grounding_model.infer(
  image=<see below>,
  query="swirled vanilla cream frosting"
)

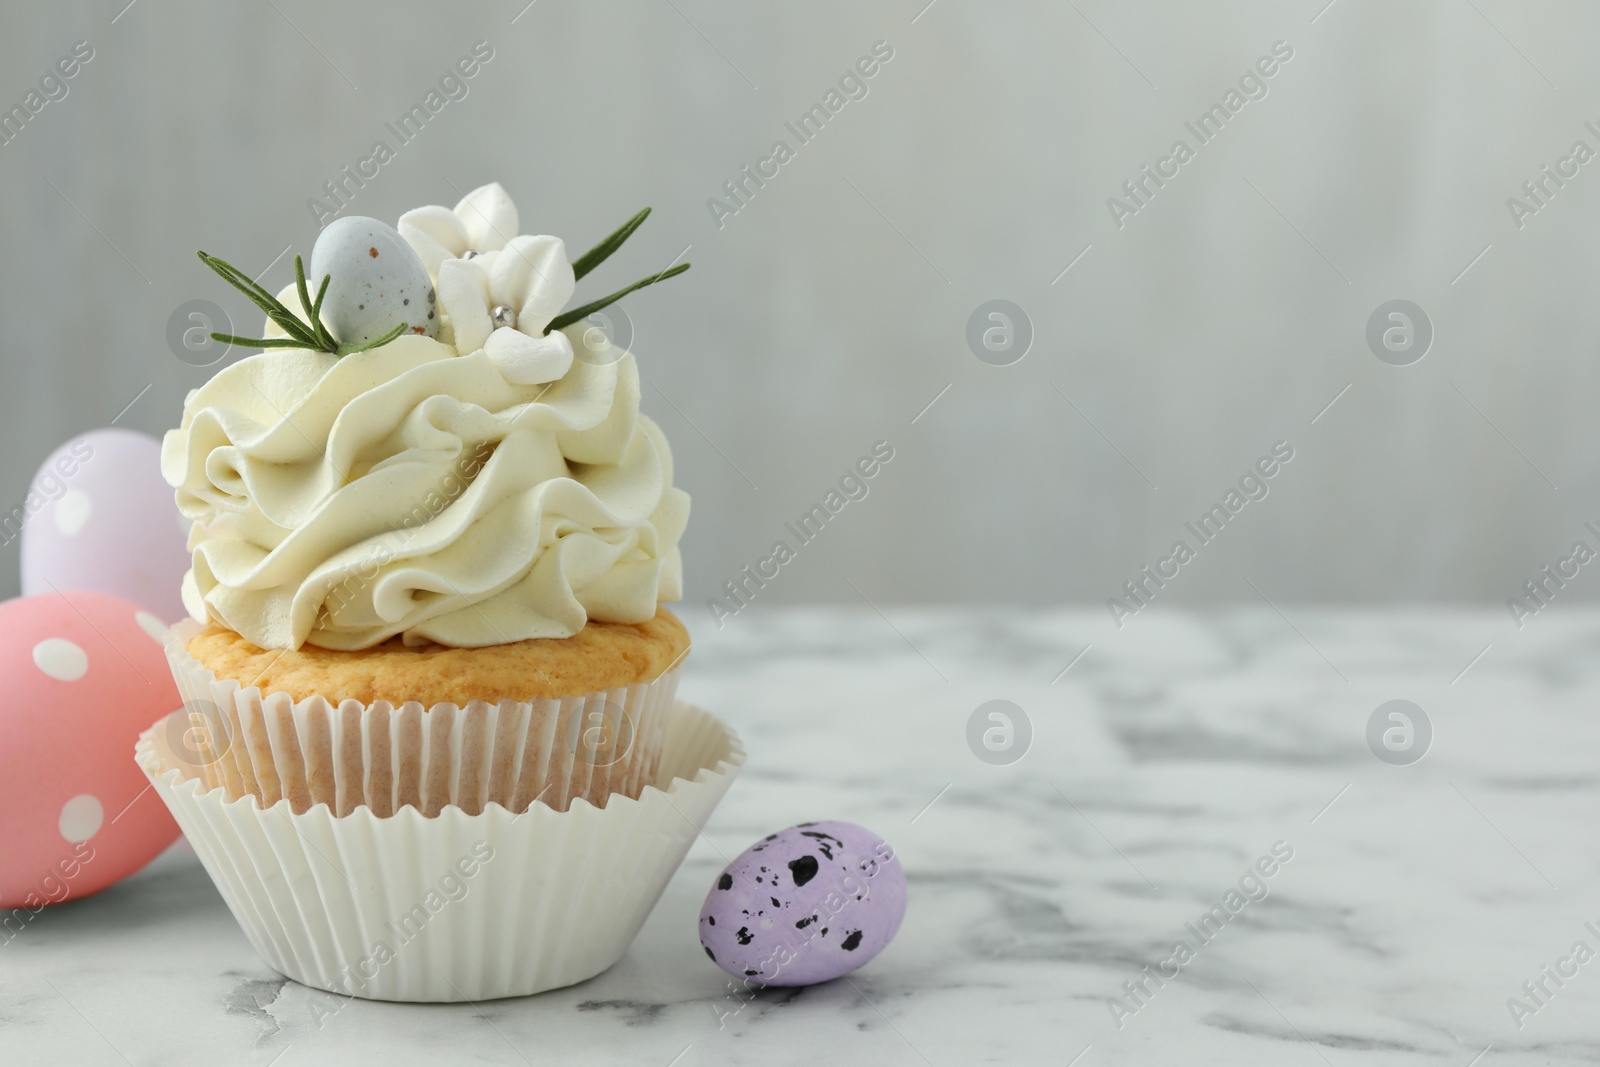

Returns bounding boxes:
[163,186,689,651]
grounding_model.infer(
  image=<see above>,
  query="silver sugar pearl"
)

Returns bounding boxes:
[462,248,483,260]
[490,304,518,330]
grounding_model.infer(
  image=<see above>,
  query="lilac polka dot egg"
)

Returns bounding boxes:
[699,820,906,987]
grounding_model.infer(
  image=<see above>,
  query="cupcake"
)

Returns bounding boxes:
[159,184,692,817]
[139,183,743,1000]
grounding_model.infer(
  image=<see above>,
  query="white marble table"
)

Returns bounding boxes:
[6,607,1598,1066]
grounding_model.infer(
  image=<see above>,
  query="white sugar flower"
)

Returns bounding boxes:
[398,182,519,276]
[438,234,576,384]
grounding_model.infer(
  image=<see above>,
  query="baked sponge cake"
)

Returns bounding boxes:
[184,609,689,707]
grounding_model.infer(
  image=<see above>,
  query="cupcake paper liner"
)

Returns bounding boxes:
[161,619,679,816]
[136,700,743,1002]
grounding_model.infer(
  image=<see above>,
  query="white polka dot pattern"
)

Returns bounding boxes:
[53,490,92,537]
[57,794,104,843]
[32,637,88,681]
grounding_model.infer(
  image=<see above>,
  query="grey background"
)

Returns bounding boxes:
[2,0,1595,620]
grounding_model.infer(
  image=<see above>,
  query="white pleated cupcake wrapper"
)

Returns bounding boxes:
[137,700,744,1002]
[161,619,679,816]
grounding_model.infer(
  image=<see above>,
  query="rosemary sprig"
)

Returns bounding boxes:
[571,207,651,280]
[547,262,690,334]
[198,252,320,347]
[553,206,692,333]
[338,322,409,356]
[196,251,408,357]
[294,256,336,352]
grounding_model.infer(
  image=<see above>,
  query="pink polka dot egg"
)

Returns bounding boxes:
[0,590,181,909]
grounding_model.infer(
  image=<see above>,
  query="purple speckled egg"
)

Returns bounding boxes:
[699,820,906,987]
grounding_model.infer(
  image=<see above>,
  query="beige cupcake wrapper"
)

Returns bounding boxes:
[136,701,744,1002]
[162,619,679,816]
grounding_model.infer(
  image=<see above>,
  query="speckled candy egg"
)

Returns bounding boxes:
[19,428,189,623]
[700,820,906,987]
[0,591,181,909]
[309,216,437,345]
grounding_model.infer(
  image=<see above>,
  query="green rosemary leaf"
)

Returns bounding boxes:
[209,332,324,350]
[198,252,283,319]
[261,307,319,347]
[203,267,284,326]
[546,262,690,333]
[200,251,318,347]
[197,251,282,309]
[295,256,336,351]
[336,321,409,356]
[571,207,651,281]
[293,255,316,328]
[310,273,333,350]
[197,251,319,347]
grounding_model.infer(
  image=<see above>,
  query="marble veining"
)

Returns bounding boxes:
[5,607,1599,1065]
